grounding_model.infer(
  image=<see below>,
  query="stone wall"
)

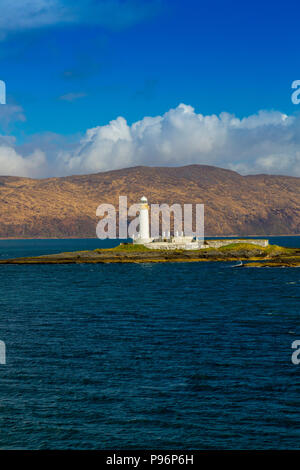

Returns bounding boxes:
[144,238,269,250]
[203,239,269,248]
[144,241,201,250]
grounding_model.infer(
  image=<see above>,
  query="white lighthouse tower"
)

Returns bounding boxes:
[134,196,152,244]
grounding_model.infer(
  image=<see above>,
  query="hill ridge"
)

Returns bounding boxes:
[0,165,299,238]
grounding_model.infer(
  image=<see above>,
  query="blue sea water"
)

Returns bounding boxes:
[0,236,299,450]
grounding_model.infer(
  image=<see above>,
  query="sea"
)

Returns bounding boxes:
[0,236,299,450]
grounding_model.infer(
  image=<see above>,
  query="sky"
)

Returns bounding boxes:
[0,0,300,177]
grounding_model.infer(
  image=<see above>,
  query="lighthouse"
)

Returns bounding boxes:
[135,196,152,244]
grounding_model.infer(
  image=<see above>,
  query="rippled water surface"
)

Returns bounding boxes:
[0,237,299,449]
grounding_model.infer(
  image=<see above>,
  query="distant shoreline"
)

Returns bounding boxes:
[0,234,299,241]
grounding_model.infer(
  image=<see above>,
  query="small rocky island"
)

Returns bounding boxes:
[0,242,299,267]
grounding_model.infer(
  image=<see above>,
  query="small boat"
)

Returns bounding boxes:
[232,261,244,267]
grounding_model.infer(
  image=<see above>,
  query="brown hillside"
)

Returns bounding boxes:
[0,165,299,237]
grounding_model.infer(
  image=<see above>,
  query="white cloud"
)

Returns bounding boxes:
[0,0,161,38]
[0,0,72,37]
[59,92,87,102]
[0,146,46,177]
[57,104,300,177]
[1,104,300,178]
[0,104,26,129]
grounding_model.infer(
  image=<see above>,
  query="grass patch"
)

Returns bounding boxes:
[264,244,295,254]
[216,243,295,253]
[216,243,267,251]
[93,242,297,257]
[213,243,296,256]
[94,243,151,253]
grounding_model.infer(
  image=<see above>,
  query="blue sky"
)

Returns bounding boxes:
[0,0,300,177]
